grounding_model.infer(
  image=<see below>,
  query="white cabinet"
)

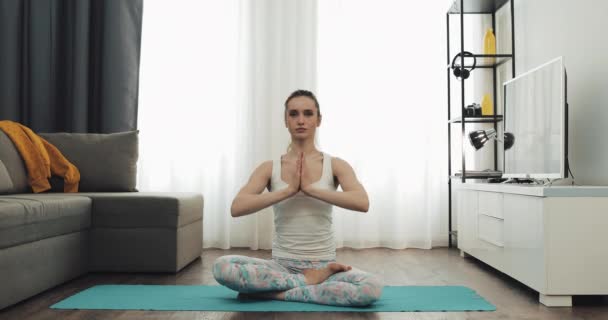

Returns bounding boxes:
[455,184,608,307]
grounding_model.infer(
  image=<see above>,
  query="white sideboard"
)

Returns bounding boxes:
[454,183,608,307]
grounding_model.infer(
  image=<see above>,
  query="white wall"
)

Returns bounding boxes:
[514,0,608,185]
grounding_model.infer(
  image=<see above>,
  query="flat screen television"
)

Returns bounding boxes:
[502,56,568,179]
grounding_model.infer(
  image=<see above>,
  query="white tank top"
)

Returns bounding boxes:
[270,152,337,260]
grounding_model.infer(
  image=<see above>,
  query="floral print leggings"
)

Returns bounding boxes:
[212,255,383,307]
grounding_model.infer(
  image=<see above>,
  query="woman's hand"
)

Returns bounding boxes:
[283,154,302,196]
[300,152,315,195]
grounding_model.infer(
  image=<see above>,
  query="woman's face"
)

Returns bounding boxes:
[285,96,321,141]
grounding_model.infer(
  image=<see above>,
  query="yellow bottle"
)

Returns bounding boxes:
[483,28,496,65]
[483,28,496,54]
[481,94,493,115]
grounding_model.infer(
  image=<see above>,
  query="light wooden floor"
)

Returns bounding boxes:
[1,248,607,320]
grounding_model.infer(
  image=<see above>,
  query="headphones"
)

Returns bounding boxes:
[451,51,476,80]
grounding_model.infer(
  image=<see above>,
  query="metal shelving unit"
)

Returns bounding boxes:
[446,0,516,248]
[449,115,504,124]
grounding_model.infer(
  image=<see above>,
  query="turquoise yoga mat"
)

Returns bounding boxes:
[51,285,495,312]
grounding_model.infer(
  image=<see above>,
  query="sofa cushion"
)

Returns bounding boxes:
[39,131,139,192]
[0,195,92,249]
[0,131,29,193]
[75,192,203,228]
[0,160,14,194]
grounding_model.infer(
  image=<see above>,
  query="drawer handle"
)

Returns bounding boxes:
[478,236,504,248]
[479,212,504,221]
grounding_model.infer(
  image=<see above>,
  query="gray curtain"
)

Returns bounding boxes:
[0,0,143,133]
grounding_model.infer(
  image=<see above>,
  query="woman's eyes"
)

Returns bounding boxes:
[289,111,314,116]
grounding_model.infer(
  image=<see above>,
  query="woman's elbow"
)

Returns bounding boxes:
[358,199,370,213]
[355,190,370,212]
[362,195,370,212]
[361,203,369,213]
[230,201,241,217]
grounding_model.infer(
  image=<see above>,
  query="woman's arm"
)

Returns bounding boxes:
[231,160,299,217]
[301,157,369,212]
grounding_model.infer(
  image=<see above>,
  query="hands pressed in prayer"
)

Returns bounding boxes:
[299,152,316,195]
[283,153,302,197]
[283,152,320,197]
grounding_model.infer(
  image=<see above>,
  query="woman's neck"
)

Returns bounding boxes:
[287,141,320,157]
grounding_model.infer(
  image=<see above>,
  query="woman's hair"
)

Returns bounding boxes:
[285,90,321,153]
[284,89,321,117]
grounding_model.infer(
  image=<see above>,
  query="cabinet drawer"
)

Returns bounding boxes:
[478,214,504,247]
[478,191,503,219]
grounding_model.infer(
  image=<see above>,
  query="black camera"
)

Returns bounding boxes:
[464,103,482,117]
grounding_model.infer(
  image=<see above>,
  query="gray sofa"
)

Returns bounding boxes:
[0,130,204,310]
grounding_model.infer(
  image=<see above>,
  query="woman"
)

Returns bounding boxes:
[212,90,383,306]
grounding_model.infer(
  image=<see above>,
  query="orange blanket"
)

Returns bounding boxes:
[0,120,80,193]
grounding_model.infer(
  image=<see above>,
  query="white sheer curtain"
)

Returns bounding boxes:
[317,0,447,248]
[138,0,448,250]
[229,0,318,249]
[138,0,317,249]
[137,0,240,249]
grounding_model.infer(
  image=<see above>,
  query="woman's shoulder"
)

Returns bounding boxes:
[330,155,353,174]
[257,159,274,167]
[325,151,344,163]
[252,160,273,178]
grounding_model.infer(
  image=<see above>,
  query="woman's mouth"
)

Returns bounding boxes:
[296,128,306,132]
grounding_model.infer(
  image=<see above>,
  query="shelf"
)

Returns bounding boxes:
[449,115,503,123]
[450,175,498,179]
[447,54,513,69]
[446,0,515,249]
[451,170,503,179]
[448,0,509,14]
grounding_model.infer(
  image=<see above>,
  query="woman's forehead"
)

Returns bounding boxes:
[286,96,316,110]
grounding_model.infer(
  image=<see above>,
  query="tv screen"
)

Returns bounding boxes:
[503,57,567,179]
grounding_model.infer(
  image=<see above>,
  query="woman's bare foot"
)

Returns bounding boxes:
[302,262,352,285]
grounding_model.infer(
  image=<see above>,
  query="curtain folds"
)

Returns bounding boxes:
[0,0,143,133]
[137,0,448,250]
[317,0,447,248]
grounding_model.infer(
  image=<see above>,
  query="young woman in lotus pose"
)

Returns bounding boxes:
[212,90,383,306]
